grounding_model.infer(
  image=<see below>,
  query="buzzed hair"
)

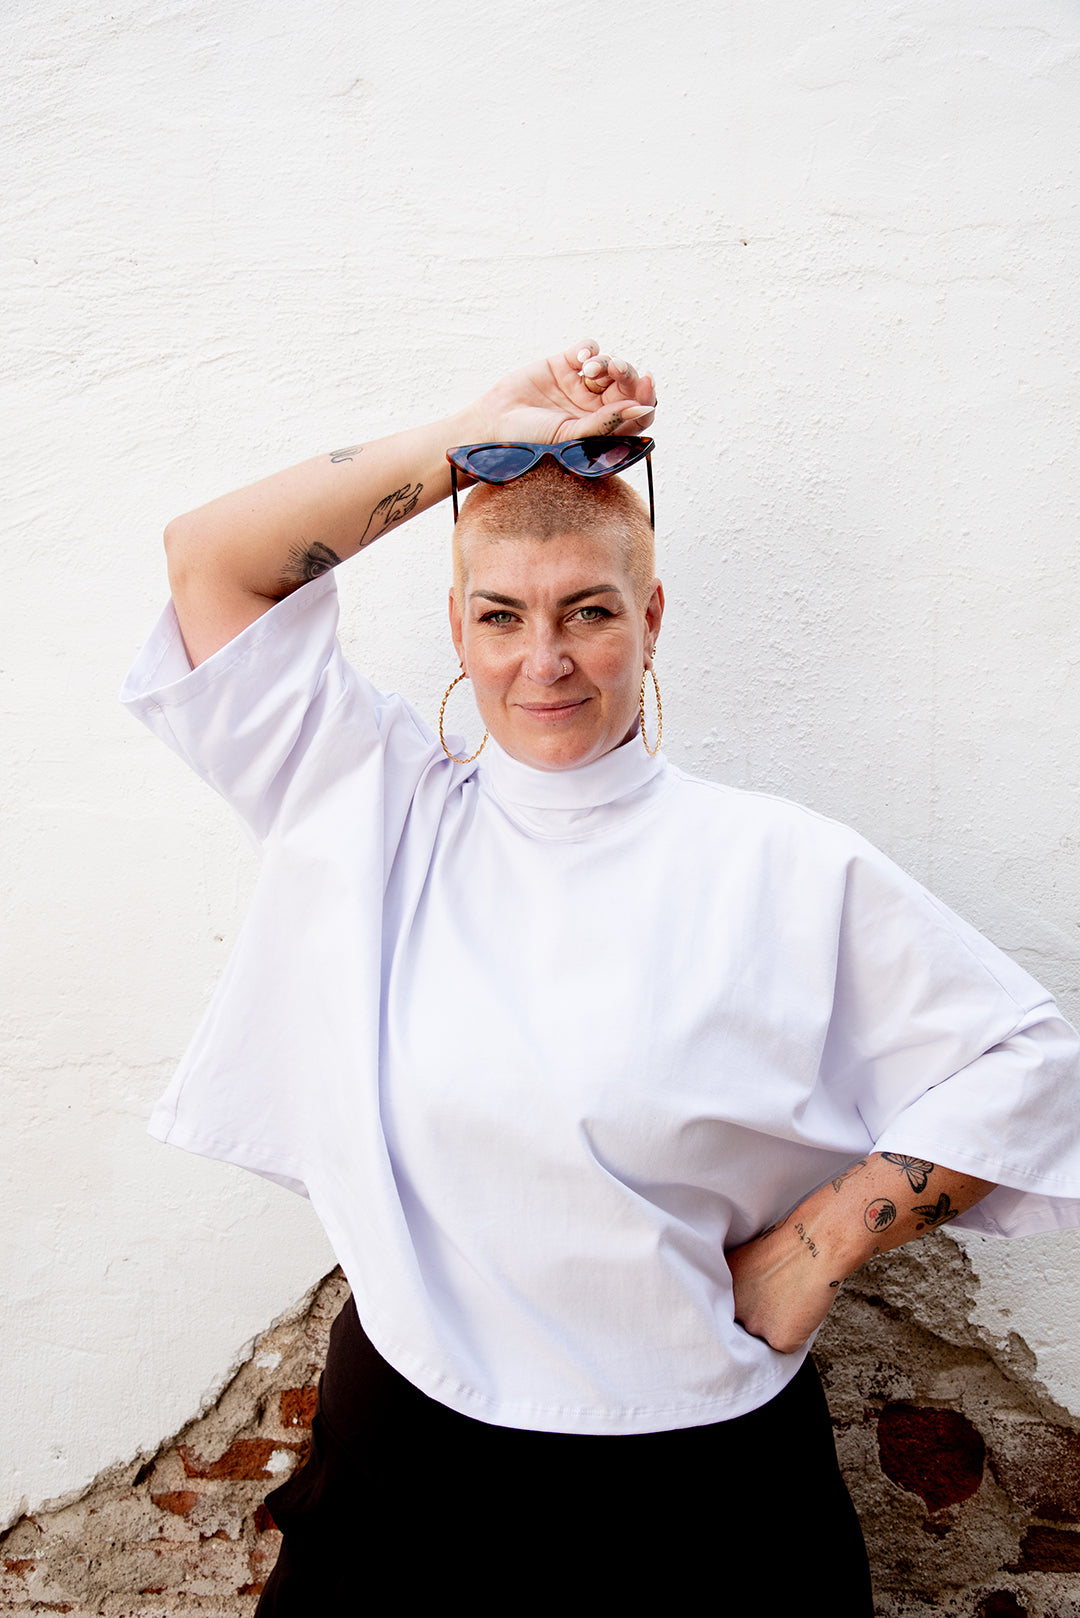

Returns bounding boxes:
[453,462,655,604]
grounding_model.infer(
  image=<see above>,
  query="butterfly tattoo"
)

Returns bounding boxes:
[882,1153,936,1194]
[912,1193,958,1229]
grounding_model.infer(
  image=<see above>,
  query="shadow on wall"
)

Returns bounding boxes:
[3,1245,1080,1615]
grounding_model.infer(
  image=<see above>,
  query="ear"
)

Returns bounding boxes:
[644,580,665,663]
[448,587,466,669]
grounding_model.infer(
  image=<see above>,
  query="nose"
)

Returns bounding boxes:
[523,631,573,685]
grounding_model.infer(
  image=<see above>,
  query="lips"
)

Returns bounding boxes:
[517,699,588,722]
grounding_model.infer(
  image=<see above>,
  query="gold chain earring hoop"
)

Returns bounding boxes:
[640,664,662,756]
[438,671,488,763]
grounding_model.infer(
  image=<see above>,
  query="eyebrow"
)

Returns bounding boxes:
[469,585,624,610]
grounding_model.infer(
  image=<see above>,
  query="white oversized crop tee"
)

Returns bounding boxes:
[122,573,1080,1435]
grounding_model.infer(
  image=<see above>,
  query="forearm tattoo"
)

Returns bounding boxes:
[882,1153,935,1193]
[831,1159,868,1192]
[281,540,342,589]
[328,445,364,463]
[359,482,423,547]
[864,1197,897,1233]
[912,1192,959,1229]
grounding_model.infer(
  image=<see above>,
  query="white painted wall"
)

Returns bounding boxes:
[4,0,1079,1523]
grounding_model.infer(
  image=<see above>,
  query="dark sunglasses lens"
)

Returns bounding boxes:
[560,440,638,475]
[466,446,538,480]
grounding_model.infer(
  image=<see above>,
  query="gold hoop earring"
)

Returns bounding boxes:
[439,671,488,763]
[640,665,662,756]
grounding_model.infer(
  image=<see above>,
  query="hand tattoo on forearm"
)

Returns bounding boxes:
[359,482,423,546]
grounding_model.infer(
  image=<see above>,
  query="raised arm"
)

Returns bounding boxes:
[726,1153,997,1353]
[164,340,657,667]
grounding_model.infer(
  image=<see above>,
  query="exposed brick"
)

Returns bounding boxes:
[3,1559,34,1577]
[151,1489,199,1516]
[988,1417,1080,1522]
[1009,1525,1080,1574]
[876,1403,985,1512]
[249,1531,282,1590]
[280,1385,318,1428]
[179,1439,298,1481]
[976,1593,1027,1618]
[253,1503,278,1535]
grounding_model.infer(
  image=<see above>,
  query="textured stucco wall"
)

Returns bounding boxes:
[3,0,1079,1554]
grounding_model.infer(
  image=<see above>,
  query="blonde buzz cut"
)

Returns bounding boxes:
[452,462,656,605]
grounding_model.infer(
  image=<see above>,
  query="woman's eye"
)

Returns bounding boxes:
[575,605,611,622]
[480,610,516,626]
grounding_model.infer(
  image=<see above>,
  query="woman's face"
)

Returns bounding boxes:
[449,526,664,772]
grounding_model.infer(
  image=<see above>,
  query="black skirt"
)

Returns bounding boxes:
[257,1295,873,1613]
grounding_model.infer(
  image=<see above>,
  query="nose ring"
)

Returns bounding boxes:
[561,660,571,677]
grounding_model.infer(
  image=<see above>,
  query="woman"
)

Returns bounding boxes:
[124,340,1080,1610]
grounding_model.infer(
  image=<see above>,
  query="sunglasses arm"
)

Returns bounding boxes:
[450,463,460,523]
[645,453,655,531]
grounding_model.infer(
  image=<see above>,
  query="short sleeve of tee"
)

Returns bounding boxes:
[120,573,452,844]
[119,576,470,1198]
[801,825,1080,1237]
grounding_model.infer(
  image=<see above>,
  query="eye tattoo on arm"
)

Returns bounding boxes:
[882,1153,936,1194]
[359,482,423,546]
[281,540,342,588]
[329,445,364,463]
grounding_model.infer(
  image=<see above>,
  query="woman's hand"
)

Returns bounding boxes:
[469,338,657,447]
[164,337,658,667]
[727,1218,847,1355]
[727,1153,997,1355]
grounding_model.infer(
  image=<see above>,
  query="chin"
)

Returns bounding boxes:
[501,731,612,773]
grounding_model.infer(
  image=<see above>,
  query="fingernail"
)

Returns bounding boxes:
[577,347,592,362]
[582,359,604,377]
[622,404,653,420]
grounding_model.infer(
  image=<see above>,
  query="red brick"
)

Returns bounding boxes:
[253,1503,278,1534]
[150,1490,199,1517]
[877,1403,985,1512]
[280,1386,318,1428]
[1009,1526,1080,1574]
[3,1559,34,1578]
[977,1594,1027,1618]
[178,1439,298,1481]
